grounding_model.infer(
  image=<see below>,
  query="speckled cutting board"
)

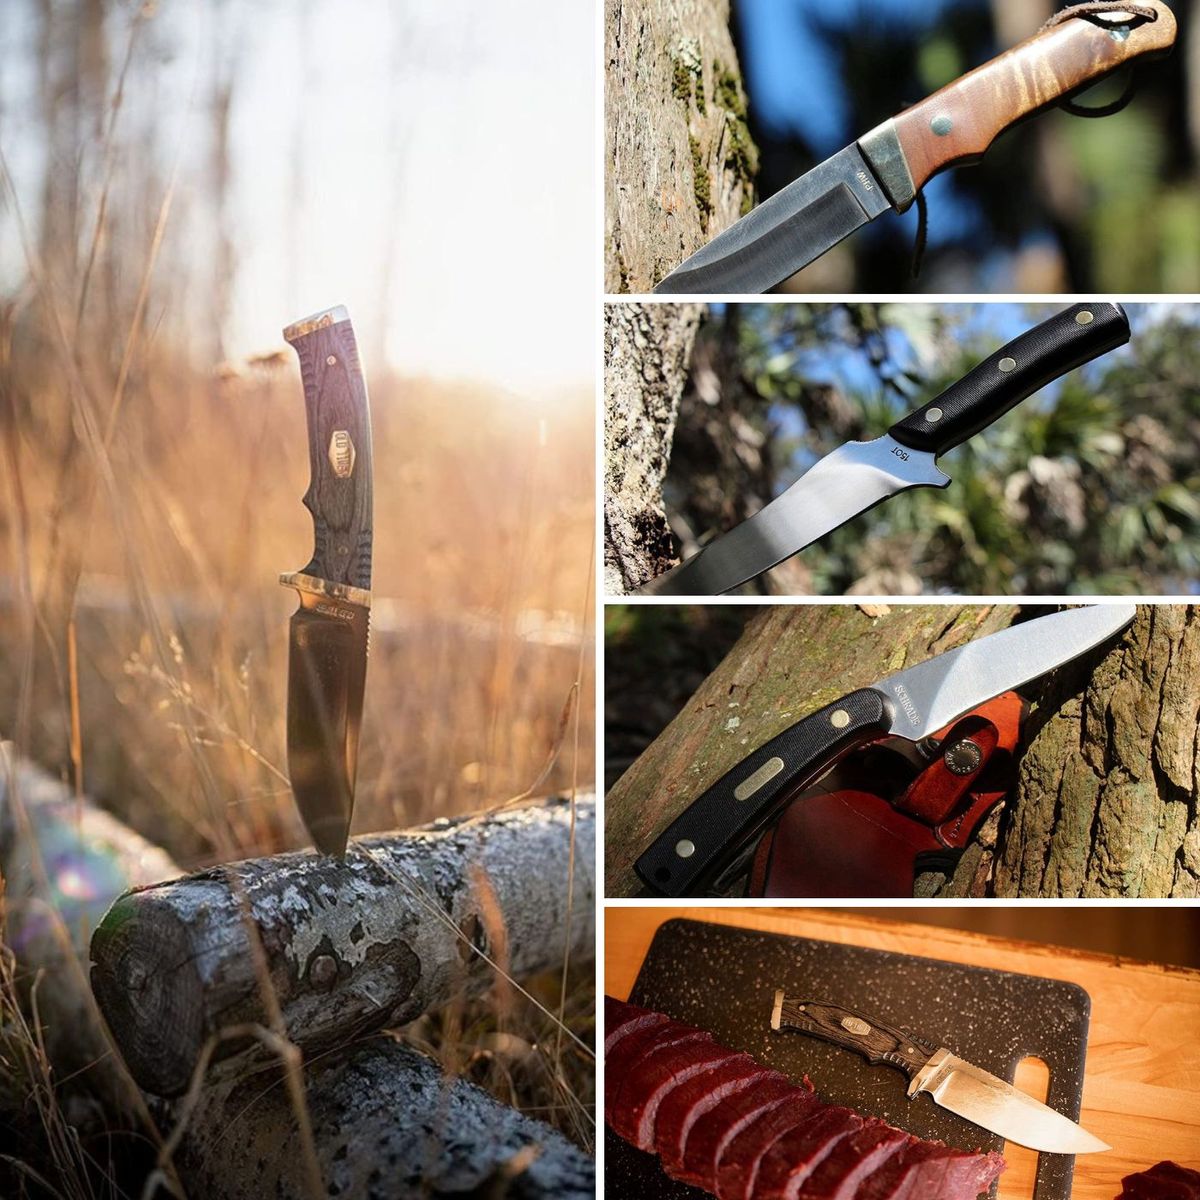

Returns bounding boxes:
[606,918,1092,1200]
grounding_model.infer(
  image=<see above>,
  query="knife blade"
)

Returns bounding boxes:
[634,604,1135,896]
[653,3,1175,294]
[770,993,1110,1155]
[280,306,373,857]
[642,303,1130,596]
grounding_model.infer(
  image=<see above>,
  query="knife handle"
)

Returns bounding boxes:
[884,3,1175,201]
[773,996,938,1080]
[634,688,891,897]
[888,302,1129,456]
[284,307,374,591]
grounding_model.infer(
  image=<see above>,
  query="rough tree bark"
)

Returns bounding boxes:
[605,605,1196,899]
[604,303,703,593]
[605,0,757,292]
[91,796,596,1097]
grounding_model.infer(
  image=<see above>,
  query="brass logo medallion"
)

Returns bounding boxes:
[328,430,355,478]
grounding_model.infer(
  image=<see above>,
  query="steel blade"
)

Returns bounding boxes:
[285,583,369,857]
[915,1051,1110,1154]
[642,434,949,595]
[653,144,892,294]
[878,605,1135,740]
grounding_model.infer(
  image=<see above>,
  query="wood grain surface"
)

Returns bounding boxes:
[892,2,1177,196]
[605,906,1200,1200]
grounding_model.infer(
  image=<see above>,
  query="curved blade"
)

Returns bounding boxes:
[653,144,892,295]
[286,590,369,857]
[917,1052,1110,1154]
[878,605,1136,740]
[642,435,949,596]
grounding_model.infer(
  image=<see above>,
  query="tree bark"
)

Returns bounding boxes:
[174,1036,594,1200]
[604,606,1194,899]
[604,303,703,593]
[605,0,757,292]
[91,796,596,1098]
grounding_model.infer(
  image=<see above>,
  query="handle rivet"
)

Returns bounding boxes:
[925,407,943,423]
[1076,310,1094,325]
[675,839,696,859]
[327,355,337,365]
[831,709,850,729]
[930,115,953,136]
[998,357,1016,373]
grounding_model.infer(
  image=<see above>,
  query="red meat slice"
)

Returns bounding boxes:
[604,996,671,1055]
[653,1056,766,1169]
[792,1122,912,1200]
[857,1139,1006,1200]
[612,1038,746,1150]
[712,1089,825,1200]
[1120,1161,1200,1199]
[604,1023,708,1111]
[674,1075,808,1192]
[751,1105,864,1199]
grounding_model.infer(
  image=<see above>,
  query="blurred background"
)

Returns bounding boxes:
[732,0,1200,292]
[655,301,1200,594]
[0,0,595,1181]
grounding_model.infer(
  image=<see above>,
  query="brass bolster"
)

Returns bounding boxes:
[280,571,371,609]
[857,120,917,212]
[283,305,350,343]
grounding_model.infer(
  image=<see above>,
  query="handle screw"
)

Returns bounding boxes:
[327,355,337,365]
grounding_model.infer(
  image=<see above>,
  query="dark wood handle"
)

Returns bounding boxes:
[773,996,938,1079]
[284,308,374,591]
[889,3,1176,197]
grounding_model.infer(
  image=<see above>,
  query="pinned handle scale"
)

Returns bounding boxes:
[284,307,374,593]
[863,2,1176,207]
[888,302,1130,456]
[634,688,890,897]
[772,994,938,1080]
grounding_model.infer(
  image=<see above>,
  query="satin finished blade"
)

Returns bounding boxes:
[917,1052,1110,1154]
[653,144,892,295]
[643,433,949,596]
[285,587,369,857]
[878,604,1136,741]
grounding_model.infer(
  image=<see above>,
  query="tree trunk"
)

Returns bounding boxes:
[605,0,757,292]
[604,606,1193,899]
[91,795,596,1098]
[175,1037,594,1200]
[604,303,703,593]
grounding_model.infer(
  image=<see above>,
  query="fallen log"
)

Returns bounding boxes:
[91,795,596,1097]
[173,1035,594,1199]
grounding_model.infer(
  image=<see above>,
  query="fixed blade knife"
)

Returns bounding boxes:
[771,993,1110,1155]
[634,605,1135,896]
[281,306,373,857]
[653,3,1176,294]
[642,303,1130,596]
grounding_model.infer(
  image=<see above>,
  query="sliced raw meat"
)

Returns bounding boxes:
[612,1038,745,1149]
[1119,1161,1200,1200]
[752,1105,864,1199]
[605,996,670,1054]
[676,1075,806,1191]
[713,1090,825,1200]
[857,1139,1006,1200]
[653,1056,765,1167]
[604,1022,707,1110]
[793,1122,912,1200]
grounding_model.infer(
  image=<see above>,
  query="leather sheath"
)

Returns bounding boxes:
[750,691,1025,898]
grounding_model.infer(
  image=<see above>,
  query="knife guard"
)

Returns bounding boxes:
[877,1,1176,202]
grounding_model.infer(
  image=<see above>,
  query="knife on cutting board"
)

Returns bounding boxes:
[642,303,1130,596]
[771,992,1110,1155]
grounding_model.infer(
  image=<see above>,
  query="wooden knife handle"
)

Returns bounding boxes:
[772,995,939,1079]
[877,3,1176,204]
[284,307,374,592]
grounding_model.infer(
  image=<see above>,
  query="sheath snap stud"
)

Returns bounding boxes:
[944,738,984,776]
[998,357,1016,373]
[675,839,696,859]
[830,709,850,729]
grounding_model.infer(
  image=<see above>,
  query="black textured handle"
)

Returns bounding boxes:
[634,688,890,897]
[285,309,374,590]
[773,996,938,1080]
[888,303,1129,455]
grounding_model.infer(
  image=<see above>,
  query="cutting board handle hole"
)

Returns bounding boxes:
[1006,1056,1052,1197]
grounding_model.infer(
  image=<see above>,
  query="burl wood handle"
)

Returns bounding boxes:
[284,307,374,592]
[772,994,939,1080]
[860,3,1176,208]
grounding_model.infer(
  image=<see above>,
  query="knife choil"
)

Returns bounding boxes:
[771,993,1111,1155]
[280,306,373,857]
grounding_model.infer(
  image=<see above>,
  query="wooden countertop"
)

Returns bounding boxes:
[605,907,1200,1200]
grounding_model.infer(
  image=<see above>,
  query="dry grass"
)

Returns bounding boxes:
[0,3,595,1193]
